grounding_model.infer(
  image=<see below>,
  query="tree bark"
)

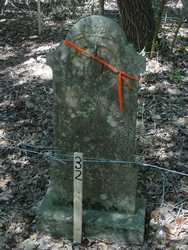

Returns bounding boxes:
[0,0,8,15]
[98,0,105,15]
[150,0,167,57]
[117,0,155,51]
[93,0,105,15]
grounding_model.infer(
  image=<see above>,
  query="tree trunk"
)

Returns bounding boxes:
[171,17,184,52]
[98,0,105,15]
[0,0,8,15]
[117,0,155,51]
[93,0,105,15]
[150,0,167,57]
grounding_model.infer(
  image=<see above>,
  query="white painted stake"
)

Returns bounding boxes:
[73,152,83,244]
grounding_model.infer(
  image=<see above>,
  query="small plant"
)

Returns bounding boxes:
[144,72,158,82]
[169,68,183,83]
[170,246,177,250]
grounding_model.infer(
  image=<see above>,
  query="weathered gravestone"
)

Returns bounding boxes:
[38,15,146,244]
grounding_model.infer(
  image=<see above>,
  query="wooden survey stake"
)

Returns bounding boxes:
[73,152,83,244]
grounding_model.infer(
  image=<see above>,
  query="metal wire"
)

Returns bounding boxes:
[0,135,73,157]
[1,135,188,177]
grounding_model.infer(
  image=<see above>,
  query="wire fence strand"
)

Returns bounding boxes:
[1,135,188,177]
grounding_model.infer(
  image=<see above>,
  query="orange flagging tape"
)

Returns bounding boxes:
[64,39,140,112]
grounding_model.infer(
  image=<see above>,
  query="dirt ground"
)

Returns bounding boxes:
[0,1,188,249]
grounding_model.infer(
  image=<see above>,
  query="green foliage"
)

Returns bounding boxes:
[154,40,160,51]
[144,72,158,82]
[170,246,177,250]
[169,68,183,83]
[183,45,188,49]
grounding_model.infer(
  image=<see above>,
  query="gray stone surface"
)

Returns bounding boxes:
[38,15,145,244]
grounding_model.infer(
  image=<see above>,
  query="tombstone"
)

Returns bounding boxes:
[38,15,146,244]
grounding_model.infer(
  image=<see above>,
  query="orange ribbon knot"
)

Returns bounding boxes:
[64,39,139,112]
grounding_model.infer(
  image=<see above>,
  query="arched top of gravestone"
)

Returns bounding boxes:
[48,15,145,80]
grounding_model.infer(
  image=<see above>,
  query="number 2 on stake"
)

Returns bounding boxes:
[74,155,82,181]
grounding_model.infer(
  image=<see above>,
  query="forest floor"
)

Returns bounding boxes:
[0,1,188,250]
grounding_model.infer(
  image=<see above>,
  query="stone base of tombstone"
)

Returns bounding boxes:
[37,161,145,244]
[37,190,145,244]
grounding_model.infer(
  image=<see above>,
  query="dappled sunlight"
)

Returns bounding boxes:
[0,44,19,72]
[0,129,8,146]
[0,175,12,190]
[105,0,118,10]
[0,42,54,83]
[175,116,188,128]
[25,43,59,57]
[145,81,182,96]
[0,18,7,23]
[150,203,188,242]
[140,125,177,163]
[0,50,17,61]
[0,100,12,108]
[179,26,188,37]
[35,44,58,53]
[21,59,53,80]
[146,58,173,74]
[28,63,52,80]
